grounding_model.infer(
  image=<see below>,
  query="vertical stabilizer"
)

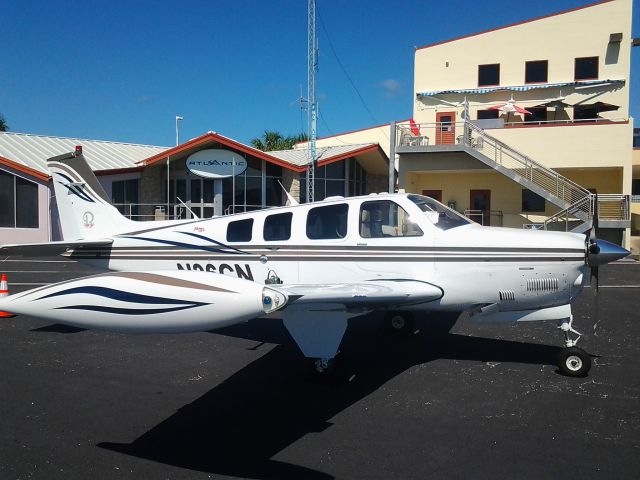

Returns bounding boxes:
[47,149,138,240]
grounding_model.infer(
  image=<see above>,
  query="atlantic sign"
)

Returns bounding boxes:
[186,149,247,178]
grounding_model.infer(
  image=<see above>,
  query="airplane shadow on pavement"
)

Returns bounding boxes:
[99,312,561,480]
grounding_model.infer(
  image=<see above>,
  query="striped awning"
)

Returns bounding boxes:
[417,79,625,98]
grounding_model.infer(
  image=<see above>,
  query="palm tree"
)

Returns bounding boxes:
[251,130,308,151]
[0,114,8,132]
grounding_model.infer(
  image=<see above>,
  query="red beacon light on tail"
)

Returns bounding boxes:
[75,145,83,155]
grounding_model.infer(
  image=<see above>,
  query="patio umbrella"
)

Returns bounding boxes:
[589,101,620,113]
[488,100,532,115]
[534,97,571,121]
[488,96,531,122]
[409,118,421,136]
[534,99,571,109]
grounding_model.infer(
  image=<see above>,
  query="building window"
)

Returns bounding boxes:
[348,158,367,197]
[265,161,284,209]
[632,179,640,195]
[222,156,269,214]
[306,203,348,240]
[575,57,598,80]
[359,200,423,238]
[477,110,499,120]
[112,179,139,219]
[634,128,640,148]
[522,189,545,213]
[300,158,364,203]
[226,218,253,242]
[0,170,39,228]
[525,60,548,83]
[478,64,500,87]
[524,107,547,123]
[264,212,292,241]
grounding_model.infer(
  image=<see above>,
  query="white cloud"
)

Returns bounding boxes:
[378,79,403,98]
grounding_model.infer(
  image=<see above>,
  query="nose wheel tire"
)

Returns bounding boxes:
[384,311,415,334]
[557,347,591,377]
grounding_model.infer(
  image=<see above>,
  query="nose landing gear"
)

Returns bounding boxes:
[558,347,591,377]
[557,316,591,377]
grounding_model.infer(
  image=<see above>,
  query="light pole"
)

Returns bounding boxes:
[175,115,183,146]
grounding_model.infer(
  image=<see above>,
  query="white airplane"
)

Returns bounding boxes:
[0,147,630,377]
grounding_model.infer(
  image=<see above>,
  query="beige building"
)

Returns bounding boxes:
[632,128,640,251]
[312,0,637,249]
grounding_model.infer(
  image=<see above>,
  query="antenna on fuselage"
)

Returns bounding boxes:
[277,180,299,206]
[176,197,200,220]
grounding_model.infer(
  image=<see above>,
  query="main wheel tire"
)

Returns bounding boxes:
[384,311,415,334]
[557,347,591,377]
[310,358,335,376]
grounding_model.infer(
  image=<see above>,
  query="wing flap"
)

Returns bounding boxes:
[275,279,443,307]
[1,239,113,257]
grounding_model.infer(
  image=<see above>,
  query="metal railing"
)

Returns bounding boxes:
[502,117,628,128]
[597,194,630,221]
[396,118,628,148]
[396,119,630,233]
[224,204,264,215]
[398,120,593,217]
[463,121,593,213]
[113,203,182,221]
[542,194,630,231]
[463,209,503,226]
[541,196,594,232]
[113,202,214,221]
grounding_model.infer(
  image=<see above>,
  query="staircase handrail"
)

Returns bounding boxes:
[464,121,592,199]
[542,195,594,230]
[596,194,631,221]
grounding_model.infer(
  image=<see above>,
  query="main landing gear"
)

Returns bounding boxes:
[557,316,591,377]
[311,357,336,375]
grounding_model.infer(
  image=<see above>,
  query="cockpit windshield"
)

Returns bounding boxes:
[407,194,473,230]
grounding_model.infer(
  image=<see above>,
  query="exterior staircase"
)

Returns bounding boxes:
[395,119,631,234]
[460,121,594,232]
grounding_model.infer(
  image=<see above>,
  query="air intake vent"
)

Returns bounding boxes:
[499,290,515,301]
[526,278,559,292]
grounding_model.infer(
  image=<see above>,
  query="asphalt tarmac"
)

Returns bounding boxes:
[0,257,638,480]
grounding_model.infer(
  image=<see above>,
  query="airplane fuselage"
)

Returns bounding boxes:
[67,193,588,314]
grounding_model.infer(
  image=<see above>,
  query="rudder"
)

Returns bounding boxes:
[48,148,137,240]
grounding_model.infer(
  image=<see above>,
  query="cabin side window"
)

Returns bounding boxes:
[264,212,292,241]
[359,200,423,238]
[226,218,253,242]
[306,204,348,240]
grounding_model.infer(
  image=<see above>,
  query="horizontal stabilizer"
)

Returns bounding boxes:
[0,270,287,333]
[0,239,114,257]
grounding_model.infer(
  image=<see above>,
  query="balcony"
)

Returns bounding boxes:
[395,118,629,154]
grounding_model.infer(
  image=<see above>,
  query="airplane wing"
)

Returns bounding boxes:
[0,271,441,366]
[0,239,113,257]
[275,279,443,308]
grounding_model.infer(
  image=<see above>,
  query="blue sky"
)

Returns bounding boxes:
[1,0,638,147]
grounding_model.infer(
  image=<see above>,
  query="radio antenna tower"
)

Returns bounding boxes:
[305,0,318,203]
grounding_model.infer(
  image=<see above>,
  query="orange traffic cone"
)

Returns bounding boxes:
[0,273,15,318]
